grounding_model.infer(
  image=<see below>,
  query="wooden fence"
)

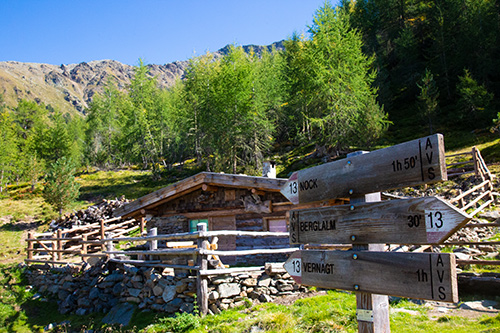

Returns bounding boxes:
[100,224,293,315]
[444,147,499,266]
[26,217,142,265]
[447,147,495,216]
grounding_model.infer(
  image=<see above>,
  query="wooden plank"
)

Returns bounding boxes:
[113,172,287,218]
[456,260,500,266]
[446,152,472,158]
[200,248,298,256]
[104,248,199,256]
[446,161,473,167]
[448,179,490,203]
[108,258,197,269]
[284,250,458,303]
[25,259,83,265]
[281,134,446,204]
[462,190,492,211]
[470,199,494,217]
[443,241,500,246]
[289,197,470,245]
[31,249,81,254]
[199,266,265,276]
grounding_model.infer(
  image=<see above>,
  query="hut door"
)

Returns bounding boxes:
[210,216,236,265]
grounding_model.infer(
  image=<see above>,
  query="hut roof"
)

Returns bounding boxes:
[113,172,288,218]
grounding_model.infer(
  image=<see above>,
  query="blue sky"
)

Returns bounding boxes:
[0,0,333,66]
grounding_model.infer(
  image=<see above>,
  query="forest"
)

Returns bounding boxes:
[0,0,499,202]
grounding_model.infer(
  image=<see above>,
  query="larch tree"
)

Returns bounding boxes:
[300,2,388,152]
[42,157,80,217]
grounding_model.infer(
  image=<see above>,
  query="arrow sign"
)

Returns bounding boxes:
[281,134,446,204]
[289,197,471,245]
[284,250,458,303]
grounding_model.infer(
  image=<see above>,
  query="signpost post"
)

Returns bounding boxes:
[282,134,461,333]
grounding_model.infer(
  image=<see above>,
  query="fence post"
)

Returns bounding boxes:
[140,217,145,236]
[100,219,106,251]
[106,233,114,259]
[52,232,57,261]
[472,147,481,180]
[148,227,157,261]
[27,232,33,260]
[81,234,88,262]
[57,229,63,261]
[196,223,209,316]
[458,189,465,208]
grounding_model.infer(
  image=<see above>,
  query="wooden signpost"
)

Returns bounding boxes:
[281,134,461,333]
[289,197,471,245]
[284,250,458,302]
[281,134,446,205]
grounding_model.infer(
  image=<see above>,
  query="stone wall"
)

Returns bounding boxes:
[205,269,307,315]
[26,261,196,316]
[25,260,307,317]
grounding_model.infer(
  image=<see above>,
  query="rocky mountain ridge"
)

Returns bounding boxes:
[0,41,284,116]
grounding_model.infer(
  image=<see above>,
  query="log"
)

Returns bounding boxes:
[197,223,209,316]
[199,266,265,276]
[456,260,500,266]
[200,248,298,256]
[24,259,83,265]
[449,180,490,203]
[265,262,286,274]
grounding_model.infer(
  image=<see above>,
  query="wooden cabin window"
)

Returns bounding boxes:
[267,218,287,232]
[189,219,208,232]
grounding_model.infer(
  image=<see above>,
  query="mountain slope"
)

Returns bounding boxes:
[0,41,284,116]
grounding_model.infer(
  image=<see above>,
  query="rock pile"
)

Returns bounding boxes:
[206,270,308,314]
[50,197,130,230]
[25,260,196,315]
[25,260,306,317]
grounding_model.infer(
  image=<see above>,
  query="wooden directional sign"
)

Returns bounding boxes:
[281,134,446,205]
[284,250,458,303]
[289,197,471,245]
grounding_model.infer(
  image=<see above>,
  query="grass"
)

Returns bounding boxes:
[0,131,499,331]
[138,291,500,333]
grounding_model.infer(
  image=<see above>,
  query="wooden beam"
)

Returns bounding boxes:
[202,184,218,192]
[113,172,288,218]
[200,266,265,276]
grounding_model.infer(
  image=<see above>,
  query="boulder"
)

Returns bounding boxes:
[102,302,136,327]
[153,285,163,296]
[162,285,177,303]
[218,283,241,298]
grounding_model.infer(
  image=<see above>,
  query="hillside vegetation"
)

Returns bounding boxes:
[0,2,500,330]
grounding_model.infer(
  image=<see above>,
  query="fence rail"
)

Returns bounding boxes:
[26,217,140,264]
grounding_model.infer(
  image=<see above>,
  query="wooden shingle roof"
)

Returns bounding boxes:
[113,172,288,218]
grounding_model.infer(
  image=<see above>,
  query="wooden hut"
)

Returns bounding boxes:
[113,172,346,265]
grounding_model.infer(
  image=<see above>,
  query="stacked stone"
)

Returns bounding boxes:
[206,270,307,314]
[25,261,308,317]
[122,265,196,314]
[25,261,196,316]
[51,196,130,230]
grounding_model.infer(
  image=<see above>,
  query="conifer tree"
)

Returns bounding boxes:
[42,157,80,217]
[0,99,18,193]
